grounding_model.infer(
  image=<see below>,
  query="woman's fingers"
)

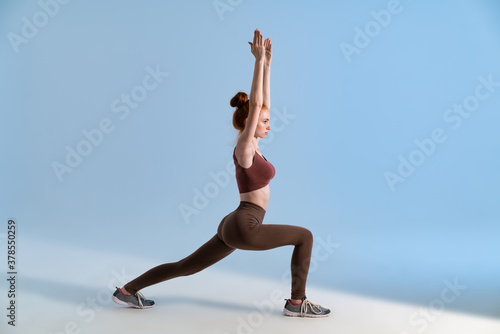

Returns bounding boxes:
[250,29,265,57]
[264,38,271,49]
[253,29,263,46]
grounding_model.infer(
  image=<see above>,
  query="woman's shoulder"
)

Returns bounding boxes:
[234,141,257,168]
[235,138,256,154]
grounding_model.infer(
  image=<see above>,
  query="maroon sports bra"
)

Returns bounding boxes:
[233,147,276,193]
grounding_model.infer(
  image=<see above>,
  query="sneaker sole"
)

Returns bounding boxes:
[282,308,330,318]
[112,295,155,309]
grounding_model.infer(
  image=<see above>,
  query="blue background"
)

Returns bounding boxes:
[1,0,499,318]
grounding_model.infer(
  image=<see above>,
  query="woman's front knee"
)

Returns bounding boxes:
[301,227,314,245]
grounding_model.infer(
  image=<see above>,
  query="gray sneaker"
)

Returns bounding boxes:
[112,287,155,309]
[283,296,330,318]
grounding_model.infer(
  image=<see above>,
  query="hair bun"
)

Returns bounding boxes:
[230,92,248,108]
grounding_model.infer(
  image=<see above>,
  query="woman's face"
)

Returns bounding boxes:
[254,109,271,138]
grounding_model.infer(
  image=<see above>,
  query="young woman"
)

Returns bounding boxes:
[112,29,330,318]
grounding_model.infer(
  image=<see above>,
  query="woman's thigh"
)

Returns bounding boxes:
[246,223,313,250]
[220,213,312,251]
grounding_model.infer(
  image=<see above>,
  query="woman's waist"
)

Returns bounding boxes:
[239,186,270,211]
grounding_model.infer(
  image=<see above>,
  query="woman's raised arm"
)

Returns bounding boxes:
[238,29,265,148]
[263,38,272,109]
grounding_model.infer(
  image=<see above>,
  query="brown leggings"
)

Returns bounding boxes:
[124,201,313,300]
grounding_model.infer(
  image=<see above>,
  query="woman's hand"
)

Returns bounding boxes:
[264,38,272,66]
[248,29,265,61]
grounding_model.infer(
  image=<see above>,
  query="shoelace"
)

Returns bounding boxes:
[135,291,147,307]
[300,299,324,316]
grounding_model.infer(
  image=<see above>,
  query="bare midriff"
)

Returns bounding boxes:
[239,184,270,211]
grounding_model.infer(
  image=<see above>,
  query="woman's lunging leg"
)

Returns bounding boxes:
[124,234,235,295]
[259,224,313,300]
[220,220,313,300]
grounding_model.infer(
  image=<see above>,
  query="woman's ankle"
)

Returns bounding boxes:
[289,298,302,305]
[120,286,132,296]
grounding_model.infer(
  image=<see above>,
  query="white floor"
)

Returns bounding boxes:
[1,239,499,334]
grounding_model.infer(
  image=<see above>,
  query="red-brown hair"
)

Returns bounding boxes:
[230,92,249,132]
[230,92,269,133]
